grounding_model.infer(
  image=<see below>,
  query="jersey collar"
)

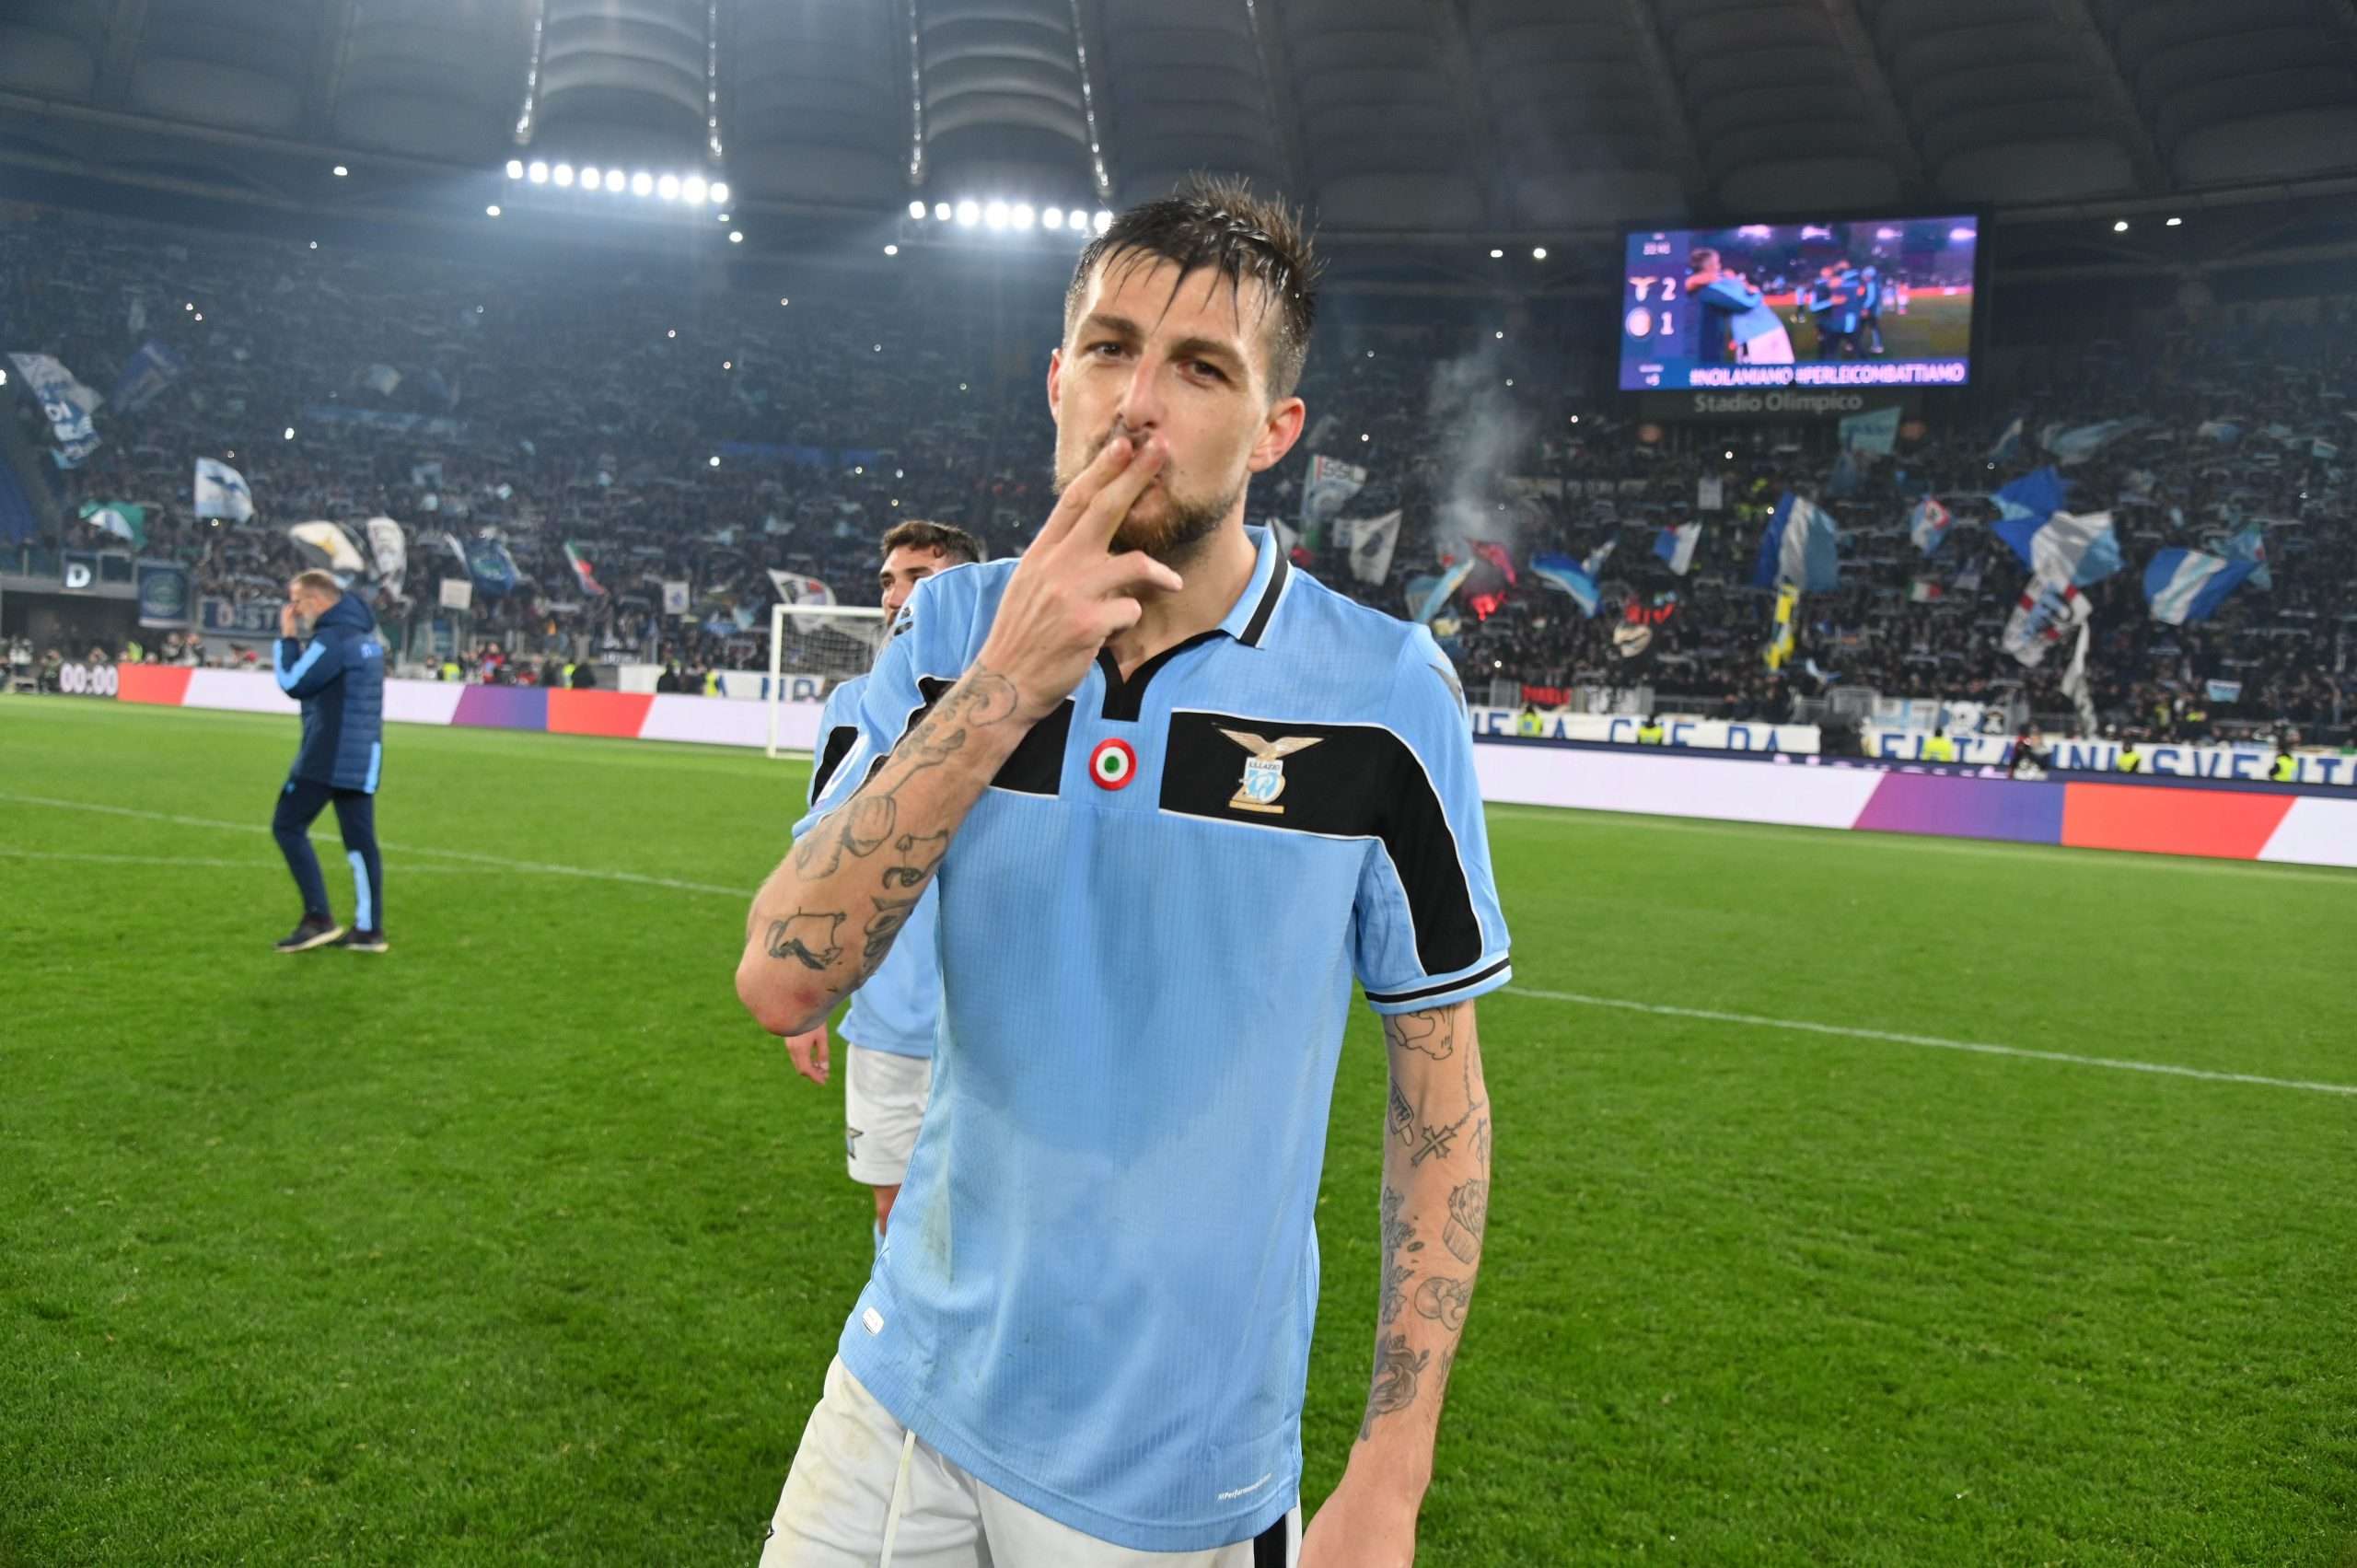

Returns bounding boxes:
[1216,525,1293,650]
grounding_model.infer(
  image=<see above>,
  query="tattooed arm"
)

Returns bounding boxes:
[735,668,1023,1036]
[1303,999,1490,1568]
[735,431,1178,1038]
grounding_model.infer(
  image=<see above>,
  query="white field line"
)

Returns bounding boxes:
[1504,986,2357,1098]
[0,793,749,898]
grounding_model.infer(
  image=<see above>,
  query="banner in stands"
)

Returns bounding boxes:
[200,598,282,637]
[61,551,99,591]
[135,562,192,627]
[1865,728,2357,786]
[1469,707,1820,755]
[107,669,2356,870]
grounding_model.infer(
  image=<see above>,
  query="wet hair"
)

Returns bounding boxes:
[1065,173,1320,401]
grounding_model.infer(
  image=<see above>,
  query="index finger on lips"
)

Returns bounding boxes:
[1075,436,1167,547]
[1035,436,1134,551]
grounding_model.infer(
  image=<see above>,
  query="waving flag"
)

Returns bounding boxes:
[563,540,606,596]
[466,535,520,598]
[78,500,146,549]
[288,521,366,576]
[2143,549,2254,626]
[1339,511,1401,584]
[2043,418,2147,466]
[1751,493,1840,591]
[1989,469,2119,585]
[366,517,407,598]
[193,457,253,521]
[2219,522,2270,589]
[1581,537,1617,578]
[1298,455,1368,547]
[1997,509,2122,587]
[1989,416,2025,464]
[110,340,186,414]
[1410,559,1477,624]
[1527,552,1600,617]
[1840,405,1900,455]
[1765,587,1798,670]
[1909,496,1953,554]
[1991,466,2065,527]
[2002,579,2089,667]
[1653,523,1701,575]
[10,352,103,466]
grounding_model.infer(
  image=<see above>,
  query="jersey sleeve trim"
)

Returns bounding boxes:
[1364,956,1512,1013]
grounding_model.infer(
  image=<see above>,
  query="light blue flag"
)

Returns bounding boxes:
[1908,496,1953,555]
[2143,549,2254,625]
[110,340,186,414]
[1528,552,1601,617]
[1750,494,1839,592]
[1840,405,1899,456]
[2044,418,2146,465]
[2220,522,2271,590]
[1989,416,2025,464]
[1409,559,1475,624]
[1652,524,1700,575]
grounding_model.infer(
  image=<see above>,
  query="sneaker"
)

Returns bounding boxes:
[340,929,389,954]
[274,915,345,954]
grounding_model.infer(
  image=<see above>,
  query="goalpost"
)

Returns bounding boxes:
[765,602,888,759]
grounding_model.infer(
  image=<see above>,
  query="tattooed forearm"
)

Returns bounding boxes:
[1376,1185,1422,1328]
[878,830,949,890]
[1386,1002,1487,1167]
[1444,1178,1488,1264]
[1383,1008,1456,1061]
[1412,1273,1472,1331]
[1359,1333,1430,1441]
[860,893,918,974]
[764,911,845,970]
[788,670,1017,881]
[1354,1001,1489,1458]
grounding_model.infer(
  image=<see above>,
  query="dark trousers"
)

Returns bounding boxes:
[273,778,384,930]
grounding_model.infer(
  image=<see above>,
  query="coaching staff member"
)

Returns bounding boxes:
[270,569,388,953]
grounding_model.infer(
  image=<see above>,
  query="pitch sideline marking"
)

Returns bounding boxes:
[11,791,2350,1097]
[1504,986,2357,1098]
[0,793,749,898]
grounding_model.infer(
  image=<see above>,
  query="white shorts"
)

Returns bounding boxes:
[761,1358,1300,1567]
[844,1045,932,1189]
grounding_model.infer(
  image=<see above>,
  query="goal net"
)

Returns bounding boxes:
[766,602,888,759]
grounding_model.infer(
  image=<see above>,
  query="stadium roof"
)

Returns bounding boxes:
[3,0,2355,245]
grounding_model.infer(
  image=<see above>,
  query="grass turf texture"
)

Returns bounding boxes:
[3,695,2352,1567]
[1783,292,1971,362]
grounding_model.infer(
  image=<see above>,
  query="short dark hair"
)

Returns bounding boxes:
[879,518,982,566]
[1065,173,1320,401]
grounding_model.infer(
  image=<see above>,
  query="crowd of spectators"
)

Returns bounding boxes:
[3,199,2349,739]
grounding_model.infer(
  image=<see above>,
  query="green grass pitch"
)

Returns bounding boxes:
[1783,292,1972,362]
[3,697,2351,1566]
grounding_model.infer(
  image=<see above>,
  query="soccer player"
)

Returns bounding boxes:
[784,520,982,1250]
[269,569,388,953]
[737,176,1509,1566]
[1684,248,1794,366]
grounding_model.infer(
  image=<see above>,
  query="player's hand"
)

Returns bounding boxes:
[1300,1476,1417,1568]
[784,1021,830,1086]
[975,433,1183,724]
[279,603,300,637]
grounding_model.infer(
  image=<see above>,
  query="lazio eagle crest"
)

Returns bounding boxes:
[1217,728,1324,815]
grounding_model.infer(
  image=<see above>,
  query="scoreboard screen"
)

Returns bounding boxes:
[1618,216,1980,392]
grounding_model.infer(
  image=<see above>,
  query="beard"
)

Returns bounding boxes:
[1055,429,1243,567]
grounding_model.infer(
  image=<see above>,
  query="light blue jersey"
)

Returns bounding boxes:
[791,528,1511,1551]
[810,675,939,1058]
